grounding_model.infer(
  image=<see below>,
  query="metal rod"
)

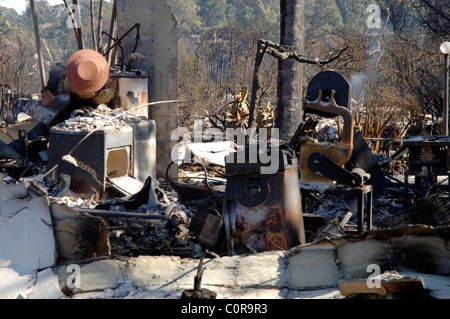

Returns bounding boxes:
[383,173,422,196]
[90,0,97,52]
[97,0,104,53]
[62,0,79,48]
[42,38,53,62]
[249,40,266,129]
[30,0,47,89]
[105,0,117,67]
[72,208,167,220]
[102,23,140,57]
[444,53,449,135]
[72,0,85,50]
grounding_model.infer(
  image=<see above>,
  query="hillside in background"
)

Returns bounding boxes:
[0,0,449,134]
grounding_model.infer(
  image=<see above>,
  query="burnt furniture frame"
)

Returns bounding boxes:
[402,137,450,196]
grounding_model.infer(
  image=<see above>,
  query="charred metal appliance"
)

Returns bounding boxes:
[47,119,156,197]
[299,71,356,185]
[298,71,373,233]
[223,146,306,254]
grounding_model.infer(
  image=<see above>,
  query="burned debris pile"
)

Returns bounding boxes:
[0,8,448,298]
[1,60,448,257]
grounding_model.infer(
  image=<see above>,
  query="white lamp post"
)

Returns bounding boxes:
[440,42,450,135]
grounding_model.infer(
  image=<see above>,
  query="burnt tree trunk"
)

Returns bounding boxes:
[276,0,305,142]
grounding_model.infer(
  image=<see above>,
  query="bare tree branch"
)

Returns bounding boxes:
[248,39,348,127]
[259,39,349,66]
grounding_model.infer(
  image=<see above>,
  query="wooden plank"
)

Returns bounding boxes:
[382,277,425,293]
[338,279,387,298]
[339,276,425,298]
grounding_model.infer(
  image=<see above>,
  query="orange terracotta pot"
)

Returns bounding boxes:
[66,49,109,94]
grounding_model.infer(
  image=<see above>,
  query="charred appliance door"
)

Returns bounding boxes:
[224,147,306,254]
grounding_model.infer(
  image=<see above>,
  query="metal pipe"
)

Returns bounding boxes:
[90,0,97,52]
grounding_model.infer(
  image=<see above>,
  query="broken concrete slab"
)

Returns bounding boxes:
[0,182,64,299]
[209,287,286,299]
[49,203,110,260]
[197,256,239,288]
[26,268,65,299]
[0,189,56,274]
[126,256,184,288]
[56,259,124,294]
[399,271,450,299]
[0,182,28,203]
[288,225,450,290]
[286,288,344,299]
[125,286,342,299]
[0,184,442,301]
[390,235,449,275]
[338,278,388,298]
[0,267,64,299]
[0,267,34,299]
[338,272,426,299]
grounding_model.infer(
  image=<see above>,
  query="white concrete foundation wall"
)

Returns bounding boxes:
[55,228,450,299]
[1,182,448,299]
